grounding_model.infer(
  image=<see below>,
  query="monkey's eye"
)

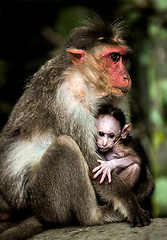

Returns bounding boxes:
[98,132,104,137]
[109,52,120,62]
[109,133,115,139]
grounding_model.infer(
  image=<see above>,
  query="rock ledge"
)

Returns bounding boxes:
[29,218,167,240]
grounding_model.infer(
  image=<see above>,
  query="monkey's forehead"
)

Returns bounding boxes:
[86,44,130,59]
[65,20,129,51]
[102,47,129,56]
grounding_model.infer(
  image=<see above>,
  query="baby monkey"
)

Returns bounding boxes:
[93,105,141,188]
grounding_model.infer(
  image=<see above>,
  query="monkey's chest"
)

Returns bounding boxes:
[105,149,124,161]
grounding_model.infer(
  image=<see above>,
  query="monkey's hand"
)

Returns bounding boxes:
[92,159,116,184]
[127,205,151,227]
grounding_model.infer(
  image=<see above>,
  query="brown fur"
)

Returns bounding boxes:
[95,105,154,195]
[0,19,152,240]
[112,138,155,196]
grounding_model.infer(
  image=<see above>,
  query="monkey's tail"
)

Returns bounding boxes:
[0,216,44,240]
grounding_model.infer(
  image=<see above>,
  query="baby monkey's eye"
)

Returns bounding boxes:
[98,132,104,137]
[109,133,115,139]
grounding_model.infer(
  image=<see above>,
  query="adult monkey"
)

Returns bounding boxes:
[0,19,151,240]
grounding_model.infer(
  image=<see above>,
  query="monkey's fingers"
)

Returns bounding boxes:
[92,159,104,173]
[97,159,104,164]
[128,212,151,227]
[136,212,151,227]
[107,171,112,183]
[99,169,108,184]
[93,167,105,179]
[92,165,101,173]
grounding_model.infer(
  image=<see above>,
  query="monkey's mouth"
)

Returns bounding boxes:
[98,86,129,98]
[121,88,128,94]
[112,87,129,97]
[98,146,110,152]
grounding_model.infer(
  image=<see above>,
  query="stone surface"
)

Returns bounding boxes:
[28,218,167,240]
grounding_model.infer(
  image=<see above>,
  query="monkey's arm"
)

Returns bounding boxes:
[92,157,139,184]
[88,155,150,227]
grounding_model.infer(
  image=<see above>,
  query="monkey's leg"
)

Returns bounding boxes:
[89,161,151,227]
[26,135,103,226]
[118,163,140,189]
[0,216,43,240]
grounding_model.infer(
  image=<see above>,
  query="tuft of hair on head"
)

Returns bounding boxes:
[97,104,126,130]
[97,104,114,117]
[112,108,126,130]
[65,17,128,51]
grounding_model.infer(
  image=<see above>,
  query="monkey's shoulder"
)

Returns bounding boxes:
[119,136,141,156]
[120,135,135,147]
[120,136,149,163]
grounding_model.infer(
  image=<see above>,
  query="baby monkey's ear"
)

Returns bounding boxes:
[121,124,131,139]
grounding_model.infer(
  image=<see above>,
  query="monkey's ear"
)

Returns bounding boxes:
[121,124,131,139]
[66,49,85,65]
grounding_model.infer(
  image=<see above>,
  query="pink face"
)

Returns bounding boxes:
[66,46,131,98]
[101,47,131,96]
[96,114,121,152]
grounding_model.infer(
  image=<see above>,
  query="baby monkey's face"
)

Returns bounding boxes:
[96,114,121,152]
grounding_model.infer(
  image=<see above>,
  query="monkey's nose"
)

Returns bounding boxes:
[102,139,108,146]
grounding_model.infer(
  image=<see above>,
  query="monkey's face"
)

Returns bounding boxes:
[67,45,131,99]
[99,46,131,97]
[96,114,121,152]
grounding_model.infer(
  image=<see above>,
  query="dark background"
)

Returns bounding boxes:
[0,0,152,128]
